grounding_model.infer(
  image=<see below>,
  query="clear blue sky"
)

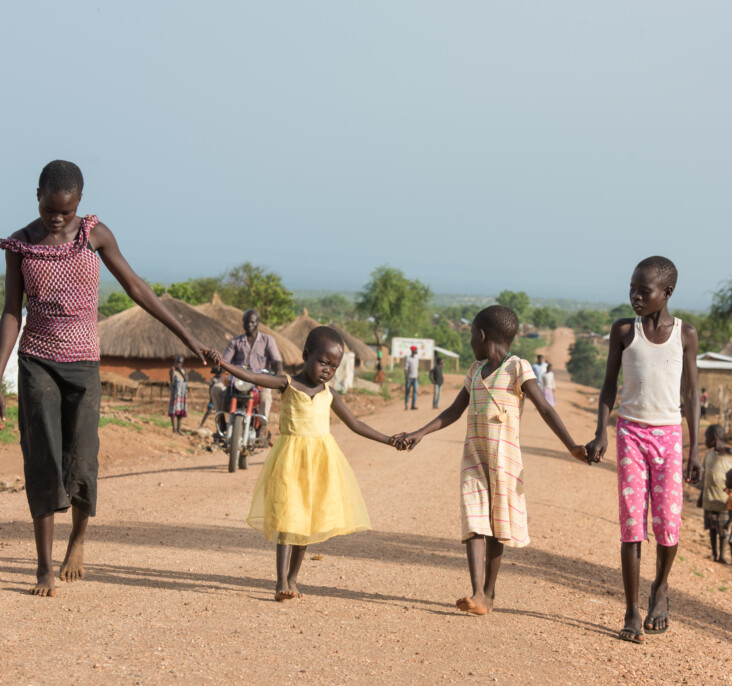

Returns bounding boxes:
[2,2,730,310]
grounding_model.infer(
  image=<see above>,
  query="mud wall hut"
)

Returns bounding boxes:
[98,294,231,382]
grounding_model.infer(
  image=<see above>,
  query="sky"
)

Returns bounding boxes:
[1,2,730,310]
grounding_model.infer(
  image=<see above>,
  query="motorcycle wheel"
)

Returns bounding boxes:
[238,418,250,470]
[229,415,244,473]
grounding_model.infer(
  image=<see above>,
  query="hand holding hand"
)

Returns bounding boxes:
[205,349,224,366]
[570,444,590,464]
[389,433,411,451]
[585,435,607,464]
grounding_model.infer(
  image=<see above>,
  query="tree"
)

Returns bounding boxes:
[496,290,530,321]
[356,266,432,345]
[222,262,294,327]
[566,309,607,334]
[530,306,558,330]
[99,291,134,317]
[608,304,635,320]
[566,339,605,388]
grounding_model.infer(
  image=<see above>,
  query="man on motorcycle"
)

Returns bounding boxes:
[221,309,283,433]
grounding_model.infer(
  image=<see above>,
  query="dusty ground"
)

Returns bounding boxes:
[0,328,730,685]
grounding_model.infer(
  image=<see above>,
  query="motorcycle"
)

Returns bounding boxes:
[215,371,270,472]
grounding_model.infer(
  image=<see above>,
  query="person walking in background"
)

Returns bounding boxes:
[541,362,556,407]
[404,345,419,410]
[429,356,444,409]
[699,424,732,563]
[169,355,188,434]
[700,387,709,419]
[531,354,547,386]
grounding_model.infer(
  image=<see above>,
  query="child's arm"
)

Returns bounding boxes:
[522,379,588,463]
[586,319,628,462]
[329,389,393,445]
[215,356,289,393]
[396,388,471,451]
[93,223,210,362]
[681,322,702,483]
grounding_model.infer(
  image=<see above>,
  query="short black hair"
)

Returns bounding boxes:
[473,305,519,347]
[635,256,678,290]
[304,326,344,355]
[706,424,724,442]
[38,160,84,195]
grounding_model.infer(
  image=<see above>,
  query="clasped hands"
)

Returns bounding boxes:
[388,432,422,451]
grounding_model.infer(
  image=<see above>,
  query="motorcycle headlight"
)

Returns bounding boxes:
[233,378,253,392]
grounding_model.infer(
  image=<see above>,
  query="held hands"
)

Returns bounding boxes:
[205,349,224,366]
[585,434,608,464]
[570,444,590,464]
[389,431,424,452]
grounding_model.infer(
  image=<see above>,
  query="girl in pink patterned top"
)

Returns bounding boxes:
[0,160,211,598]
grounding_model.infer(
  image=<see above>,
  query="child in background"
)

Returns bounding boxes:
[210,327,400,601]
[169,354,188,434]
[586,256,701,643]
[700,425,732,564]
[700,388,709,419]
[395,306,587,615]
[429,356,444,409]
[541,362,556,407]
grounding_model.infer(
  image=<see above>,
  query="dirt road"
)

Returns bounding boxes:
[1,328,730,684]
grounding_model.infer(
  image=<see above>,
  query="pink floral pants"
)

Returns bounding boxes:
[616,417,684,546]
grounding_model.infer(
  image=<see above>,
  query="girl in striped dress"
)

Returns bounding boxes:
[0,161,211,597]
[397,306,587,615]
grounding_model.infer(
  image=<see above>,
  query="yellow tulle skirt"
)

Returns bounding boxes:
[247,434,371,546]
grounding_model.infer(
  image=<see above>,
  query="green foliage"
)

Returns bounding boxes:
[222,262,295,326]
[566,309,608,334]
[496,290,530,321]
[429,316,463,352]
[356,266,432,344]
[99,291,134,317]
[530,306,558,330]
[99,417,142,431]
[294,294,353,323]
[167,281,192,303]
[0,405,19,444]
[512,336,546,363]
[608,303,635,320]
[566,339,606,388]
[672,309,732,354]
[710,280,732,321]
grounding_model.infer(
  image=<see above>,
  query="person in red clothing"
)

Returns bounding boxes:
[0,160,211,597]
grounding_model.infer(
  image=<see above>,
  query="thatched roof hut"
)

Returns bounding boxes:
[195,294,302,367]
[278,309,322,350]
[326,323,377,364]
[99,294,230,360]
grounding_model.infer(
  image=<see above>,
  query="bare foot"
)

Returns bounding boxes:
[274,582,296,602]
[59,538,85,582]
[456,595,488,615]
[287,579,303,599]
[30,571,57,597]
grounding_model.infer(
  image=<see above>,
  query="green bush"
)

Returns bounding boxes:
[566,339,606,388]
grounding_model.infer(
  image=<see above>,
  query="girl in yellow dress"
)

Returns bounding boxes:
[211,326,397,601]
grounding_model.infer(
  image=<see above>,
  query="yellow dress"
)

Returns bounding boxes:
[247,377,371,546]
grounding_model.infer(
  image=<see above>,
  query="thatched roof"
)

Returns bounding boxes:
[278,309,322,350]
[326,323,377,363]
[195,294,302,367]
[98,294,231,359]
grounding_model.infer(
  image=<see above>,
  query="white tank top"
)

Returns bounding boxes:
[618,317,683,426]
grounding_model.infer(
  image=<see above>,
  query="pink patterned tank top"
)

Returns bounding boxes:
[0,215,101,362]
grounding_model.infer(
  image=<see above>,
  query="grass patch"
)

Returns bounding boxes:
[0,406,19,444]
[99,417,142,431]
[719,586,728,592]
[380,384,392,401]
[134,414,170,429]
[692,569,704,578]
[677,555,686,562]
